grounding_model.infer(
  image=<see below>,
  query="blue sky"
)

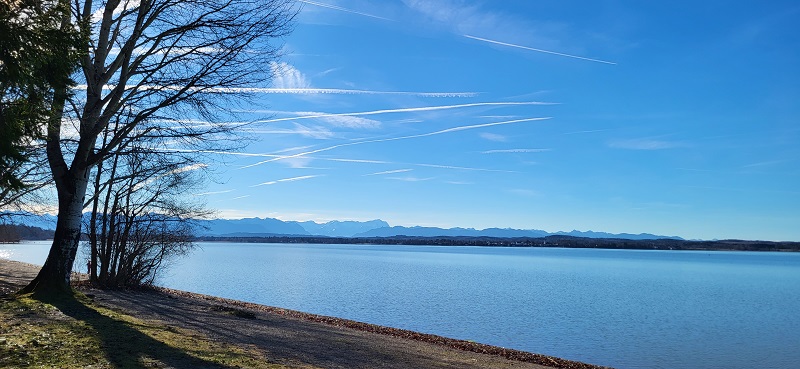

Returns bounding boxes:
[197,0,799,241]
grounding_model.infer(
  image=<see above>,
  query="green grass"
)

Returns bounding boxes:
[0,291,297,368]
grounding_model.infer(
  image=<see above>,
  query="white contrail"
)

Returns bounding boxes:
[255,101,555,125]
[74,85,477,97]
[158,149,285,158]
[273,145,316,153]
[231,88,477,97]
[195,189,235,196]
[464,35,616,65]
[298,0,392,21]
[158,148,517,173]
[240,117,551,169]
[251,175,323,187]
[364,169,413,176]
[414,163,517,173]
[321,159,517,173]
[323,158,392,164]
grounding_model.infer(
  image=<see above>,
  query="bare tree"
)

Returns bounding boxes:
[84,133,209,287]
[22,0,297,294]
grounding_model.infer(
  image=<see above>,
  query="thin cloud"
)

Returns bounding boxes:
[479,115,517,119]
[293,112,381,129]
[365,169,414,176]
[273,145,316,154]
[414,163,517,173]
[562,129,611,135]
[742,160,787,168]
[387,176,434,182]
[162,149,516,173]
[325,159,518,173]
[169,163,208,174]
[316,67,342,77]
[464,35,617,65]
[90,0,140,23]
[391,118,424,124]
[240,88,477,97]
[105,46,232,58]
[479,132,508,142]
[255,101,553,125]
[251,175,323,187]
[240,117,551,169]
[163,149,283,158]
[608,138,683,150]
[195,189,235,196]
[298,0,392,21]
[73,84,477,97]
[481,149,551,154]
[282,156,317,169]
[230,195,251,200]
[244,124,337,139]
[323,158,392,164]
[290,123,336,139]
[270,62,311,89]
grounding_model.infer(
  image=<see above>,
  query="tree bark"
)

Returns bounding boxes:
[20,169,90,294]
[19,0,88,295]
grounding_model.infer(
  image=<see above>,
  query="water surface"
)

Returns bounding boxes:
[3,241,798,369]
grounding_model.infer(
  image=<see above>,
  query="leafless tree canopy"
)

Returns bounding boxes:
[85,135,210,287]
[21,0,297,293]
[69,0,297,169]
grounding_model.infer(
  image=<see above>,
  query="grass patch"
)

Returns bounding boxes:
[0,292,292,368]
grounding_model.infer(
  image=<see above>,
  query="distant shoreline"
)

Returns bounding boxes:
[193,235,800,252]
[9,234,800,252]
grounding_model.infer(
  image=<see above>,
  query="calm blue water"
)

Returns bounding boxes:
[3,241,799,369]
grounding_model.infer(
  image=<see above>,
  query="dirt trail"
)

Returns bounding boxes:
[1,259,609,369]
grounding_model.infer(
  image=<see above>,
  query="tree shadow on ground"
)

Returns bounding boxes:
[34,291,248,369]
[0,268,33,295]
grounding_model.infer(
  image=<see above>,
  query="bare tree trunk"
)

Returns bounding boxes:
[87,130,111,282]
[20,170,90,294]
[88,162,102,282]
[17,0,84,295]
[18,0,296,293]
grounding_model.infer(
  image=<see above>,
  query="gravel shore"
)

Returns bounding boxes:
[1,259,611,369]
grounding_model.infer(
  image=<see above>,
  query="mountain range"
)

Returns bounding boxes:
[2,212,682,240]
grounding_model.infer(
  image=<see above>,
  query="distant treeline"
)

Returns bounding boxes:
[194,235,800,252]
[0,224,55,243]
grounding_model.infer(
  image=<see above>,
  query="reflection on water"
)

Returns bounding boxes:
[0,240,52,265]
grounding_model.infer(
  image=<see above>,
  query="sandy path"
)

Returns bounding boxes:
[1,259,609,369]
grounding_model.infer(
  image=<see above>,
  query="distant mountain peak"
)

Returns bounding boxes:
[4,211,683,240]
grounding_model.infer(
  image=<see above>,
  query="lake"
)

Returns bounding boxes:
[3,241,799,369]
